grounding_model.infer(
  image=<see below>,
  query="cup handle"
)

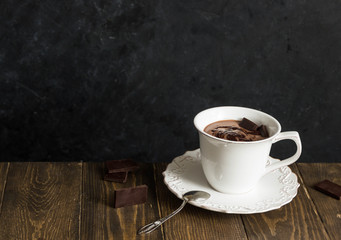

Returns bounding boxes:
[264,131,302,175]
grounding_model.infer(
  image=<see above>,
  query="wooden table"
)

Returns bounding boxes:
[0,162,340,240]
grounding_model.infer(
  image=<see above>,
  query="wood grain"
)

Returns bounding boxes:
[241,164,330,240]
[0,162,82,240]
[0,162,339,240]
[154,163,248,240]
[0,162,9,214]
[297,163,341,240]
[80,162,162,240]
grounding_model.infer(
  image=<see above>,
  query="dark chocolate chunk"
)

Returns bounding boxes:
[104,172,128,183]
[239,118,259,131]
[214,125,235,129]
[258,125,269,138]
[315,180,341,200]
[114,185,148,208]
[105,158,139,173]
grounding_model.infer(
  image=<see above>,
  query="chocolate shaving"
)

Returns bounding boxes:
[212,128,245,141]
[215,125,236,129]
[239,118,259,131]
[205,118,269,142]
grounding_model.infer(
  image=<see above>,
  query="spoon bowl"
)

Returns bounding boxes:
[183,190,211,202]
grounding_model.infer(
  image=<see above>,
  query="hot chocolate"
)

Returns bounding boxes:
[204,118,269,142]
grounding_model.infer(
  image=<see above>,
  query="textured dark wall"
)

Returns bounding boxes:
[1,0,340,162]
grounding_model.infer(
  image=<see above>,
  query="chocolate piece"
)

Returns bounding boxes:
[105,158,139,173]
[239,118,259,131]
[315,180,341,200]
[104,172,128,183]
[114,185,148,208]
[258,125,269,138]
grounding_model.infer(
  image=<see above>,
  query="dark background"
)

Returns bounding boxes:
[1,0,340,162]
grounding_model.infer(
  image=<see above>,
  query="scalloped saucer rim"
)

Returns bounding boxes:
[163,149,300,214]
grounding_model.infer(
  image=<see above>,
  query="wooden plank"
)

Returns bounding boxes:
[297,163,341,240]
[242,164,330,240]
[0,162,82,240]
[80,162,162,240]
[154,163,248,240]
[0,162,9,214]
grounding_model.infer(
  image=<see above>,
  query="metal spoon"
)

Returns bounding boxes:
[137,190,211,235]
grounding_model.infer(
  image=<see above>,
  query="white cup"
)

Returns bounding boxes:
[194,106,302,194]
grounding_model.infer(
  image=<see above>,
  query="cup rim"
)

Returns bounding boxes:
[193,106,281,144]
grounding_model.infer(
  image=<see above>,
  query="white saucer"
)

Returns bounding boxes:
[163,149,300,214]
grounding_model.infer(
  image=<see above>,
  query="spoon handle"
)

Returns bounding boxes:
[137,199,188,235]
